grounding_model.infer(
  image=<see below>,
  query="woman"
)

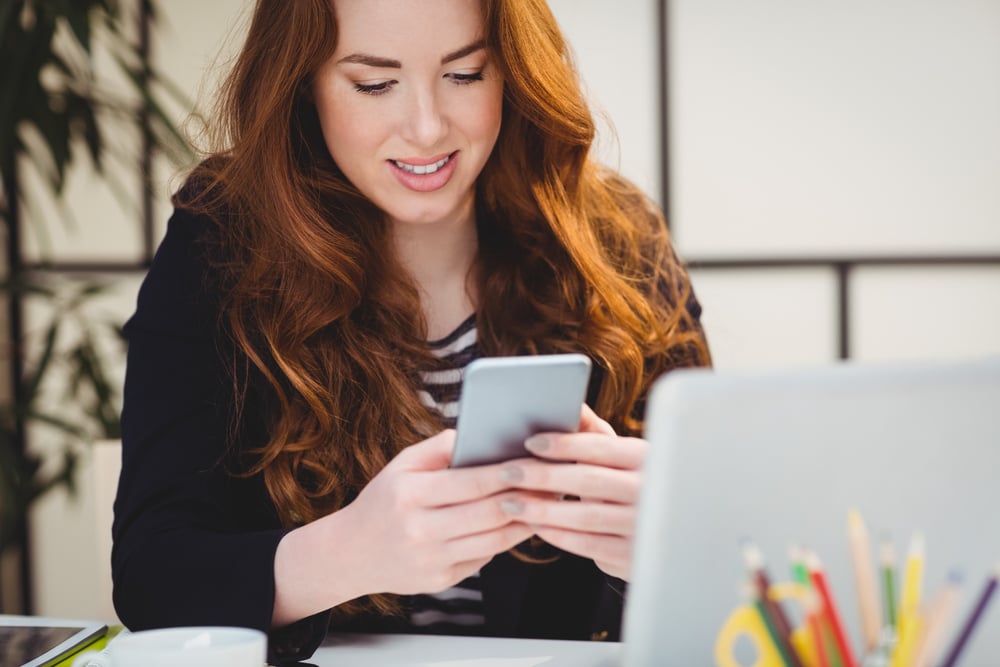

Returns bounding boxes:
[112,0,711,662]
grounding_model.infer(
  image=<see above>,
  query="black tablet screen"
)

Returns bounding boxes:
[1,625,82,665]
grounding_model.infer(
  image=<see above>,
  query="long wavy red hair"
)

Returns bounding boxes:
[180,0,710,619]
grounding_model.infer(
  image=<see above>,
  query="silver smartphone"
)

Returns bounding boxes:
[450,353,593,467]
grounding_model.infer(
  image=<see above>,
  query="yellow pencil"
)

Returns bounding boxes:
[847,509,881,652]
[897,532,925,641]
[889,610,926,667]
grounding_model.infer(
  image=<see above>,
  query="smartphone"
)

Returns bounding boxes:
[450,353,593,467]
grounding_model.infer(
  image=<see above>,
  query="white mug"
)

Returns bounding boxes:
[71,626,267,667]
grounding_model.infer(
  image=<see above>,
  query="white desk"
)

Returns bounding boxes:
[308,633,622,666]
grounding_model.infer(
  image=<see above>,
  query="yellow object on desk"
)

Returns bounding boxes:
[715,582,819,667]
[53,625,125,667]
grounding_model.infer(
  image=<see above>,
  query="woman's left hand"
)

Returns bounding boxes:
[497,404,647,581]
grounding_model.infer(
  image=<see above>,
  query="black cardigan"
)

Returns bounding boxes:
[112,205,627,664]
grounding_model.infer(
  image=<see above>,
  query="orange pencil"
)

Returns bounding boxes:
[806,550,858,667]
[847,509,881,652]
[804,587,831,667]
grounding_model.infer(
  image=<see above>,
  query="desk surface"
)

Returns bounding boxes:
[309,633,622,666]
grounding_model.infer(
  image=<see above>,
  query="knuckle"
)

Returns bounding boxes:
[471,472,494,498]
[530,464,553,489]
[401,520,426,545]
[581,467,605,496]
[583,503,605,529]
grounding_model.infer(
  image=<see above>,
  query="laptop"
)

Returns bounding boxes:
[622,358,1000,666]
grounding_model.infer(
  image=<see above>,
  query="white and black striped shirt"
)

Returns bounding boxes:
[409,314,486,633]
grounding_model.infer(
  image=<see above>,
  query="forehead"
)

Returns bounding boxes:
[331,0,486,57]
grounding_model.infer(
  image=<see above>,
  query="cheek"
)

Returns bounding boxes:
[466,88,504,143]
[317,100,383,167]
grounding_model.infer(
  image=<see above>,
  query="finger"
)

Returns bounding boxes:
[579,404,616,436]
[408,460,534,507]
[418,491,528,540]
[532,527,632,579]
[501,497,636,536]
[393,429,457,471]
[499,461,640,504]
[445,523,535,564]
[524,432,648,470]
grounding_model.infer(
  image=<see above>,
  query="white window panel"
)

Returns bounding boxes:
[851,266,1000,363]
[689,267,838,370]
[668,0,1000,258]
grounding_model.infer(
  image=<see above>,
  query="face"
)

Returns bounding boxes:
[314,0,504,230]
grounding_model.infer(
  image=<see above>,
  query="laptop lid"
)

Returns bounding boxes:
[623,358,1000,666]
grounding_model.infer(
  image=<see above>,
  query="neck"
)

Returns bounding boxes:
[390,215,478,340]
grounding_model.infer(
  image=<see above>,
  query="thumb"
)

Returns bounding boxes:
[393,429,456,471]
[579,403,616,436]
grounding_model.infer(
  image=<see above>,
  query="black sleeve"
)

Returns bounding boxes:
[112,207,328,663]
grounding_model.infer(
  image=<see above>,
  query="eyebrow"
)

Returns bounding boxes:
[337,40,486,69]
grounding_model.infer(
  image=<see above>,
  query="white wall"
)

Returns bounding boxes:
[27,0,1000,616]
[668,0,1000,369]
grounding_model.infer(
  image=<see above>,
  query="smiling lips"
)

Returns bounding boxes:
[388,151,458,192]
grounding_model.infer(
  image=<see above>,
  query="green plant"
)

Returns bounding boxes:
[2,0,191,216]
[0,0,192,603]
[0,277,124,551]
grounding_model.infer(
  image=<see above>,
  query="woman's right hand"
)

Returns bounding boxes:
[272,429,533,625]
[339,428,535,595]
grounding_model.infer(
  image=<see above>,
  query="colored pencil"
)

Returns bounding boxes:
[911,570,962,667]
[880,537,898,630]
[790,545,832,667]
[897,532,925,641]
[888,610,925,667]
[751,579,793,667]
[847,509,882,652]
[805,586,832,667]
[937,563,1000,667]
[744,542,806,667]
[807,550,859,667]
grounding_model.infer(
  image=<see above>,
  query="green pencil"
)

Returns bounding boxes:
[880,537,897,629]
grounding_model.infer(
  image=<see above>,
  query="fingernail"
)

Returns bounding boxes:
[500,500,525,515]
[500,466,524,483]
[524,435,550,453]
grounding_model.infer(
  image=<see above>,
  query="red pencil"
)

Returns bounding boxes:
[806,550,858,667]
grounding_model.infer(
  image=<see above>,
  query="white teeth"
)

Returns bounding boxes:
[393,155,450,175]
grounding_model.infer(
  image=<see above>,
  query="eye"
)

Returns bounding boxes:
[447,71,485,85]
[354,80,396,96]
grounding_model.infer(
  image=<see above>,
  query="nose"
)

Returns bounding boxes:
[399,84,448,149]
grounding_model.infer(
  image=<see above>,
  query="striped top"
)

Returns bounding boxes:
[408,314,486,633]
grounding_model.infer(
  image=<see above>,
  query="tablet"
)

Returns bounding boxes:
[0,615,108,667]
[451,353,592,467]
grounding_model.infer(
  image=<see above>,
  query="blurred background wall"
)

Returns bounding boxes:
[10,0,999,619]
